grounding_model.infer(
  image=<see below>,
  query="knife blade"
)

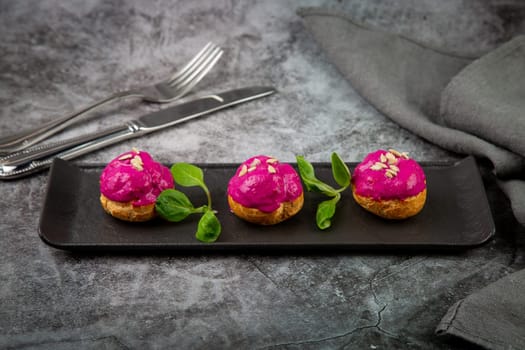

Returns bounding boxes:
[0,86,275,179]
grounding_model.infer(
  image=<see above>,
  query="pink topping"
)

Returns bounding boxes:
[100,150,174,206]
[227,155,303,213]
[352,149,426,200]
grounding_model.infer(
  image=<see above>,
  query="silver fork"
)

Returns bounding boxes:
[0,42,223,154]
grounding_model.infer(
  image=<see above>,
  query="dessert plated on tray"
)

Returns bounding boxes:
[351,149,427,219]
[99,149,174,222]
[97,148,425,228]
[227,155,304,225]
[37,148,497,251]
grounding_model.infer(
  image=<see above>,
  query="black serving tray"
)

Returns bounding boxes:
[38,157,495,252]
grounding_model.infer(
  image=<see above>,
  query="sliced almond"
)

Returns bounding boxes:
[266,158,278,164]
[386,152,397,164]
[388,149,402,157]
[268,165,276,174]
[130,155,144,171]
[380,154,387,163]
[389,148,410,160]
[250,158,261,168]
[239,164,248,176]
[370,162,387,170]
[389,164,400,172]
[385,168,397,177]
[118,154,133,160]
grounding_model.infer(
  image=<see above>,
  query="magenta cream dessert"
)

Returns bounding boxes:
[227,155,304,225]
[351,149,427,219]
[99,149,174,221]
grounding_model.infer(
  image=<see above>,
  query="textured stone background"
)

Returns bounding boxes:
[1,0,524,349]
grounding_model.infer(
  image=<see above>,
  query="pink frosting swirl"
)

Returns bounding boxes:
[352,149,426,200]
[227,155,303,213]
[100,150,174,206]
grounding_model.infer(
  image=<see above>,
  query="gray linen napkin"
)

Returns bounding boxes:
[435,269,525,350]
[298,7,525,350]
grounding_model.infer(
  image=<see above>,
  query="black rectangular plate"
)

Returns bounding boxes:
[39,157,495,252]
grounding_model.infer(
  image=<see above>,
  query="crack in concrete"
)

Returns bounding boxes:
[366,257,427,313]
[370,257,428,287]
[4,335,130,350]
[246,258,318,311]
[247,258,280,289]
[258,305,398,349]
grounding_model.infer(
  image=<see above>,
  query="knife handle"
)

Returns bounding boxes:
[0,91,135,154]
[0,121,144,179]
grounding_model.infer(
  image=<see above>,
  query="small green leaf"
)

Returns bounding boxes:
[331,152,351,188]
[296,156,316,183]
[171,163,205,188]
[296,155,338,196]
[303,178,338,197]
[196,210,222,243]
[296,154,351,230]
[157,162,222,242]
[155,189,196,222]
[316,195,340,230]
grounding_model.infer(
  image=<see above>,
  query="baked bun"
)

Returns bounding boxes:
[99,149,174,222]
[351,149,426,219]
[227,155,304,225]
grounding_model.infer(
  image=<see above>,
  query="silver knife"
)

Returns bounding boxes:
[0,86,275,179]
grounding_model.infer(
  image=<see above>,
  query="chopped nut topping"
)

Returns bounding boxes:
[385,168,398,177]
[118,154,133,160]
[389,164,400,172]
[370,162,387,170]
[370,149,405,178]
[388,149,401,157]
[385,152,397,164]
[132,147,140,153]
[370,150,407,177]
[388,148,410,159]
[250,158,261,168]
[130,155,144,171]
[268,165,276,173]
[266,158,278,164]
[239,164,248,176]
[248,166,257,172]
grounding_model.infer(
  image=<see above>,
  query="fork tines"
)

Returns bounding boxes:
[169,42,224,89]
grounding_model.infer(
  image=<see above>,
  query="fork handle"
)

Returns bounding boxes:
[0,90,138,154]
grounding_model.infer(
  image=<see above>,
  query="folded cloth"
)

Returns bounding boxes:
[298,7,525,350]
[435,269,525,350]
[441,39,525,160]
[297,8,525,224]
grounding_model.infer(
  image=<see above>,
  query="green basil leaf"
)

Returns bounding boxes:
[316,195,340,230]
[196,210,222,243]
[171,163,205,188]
[331,152,351,188]
[155,189,195,222]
